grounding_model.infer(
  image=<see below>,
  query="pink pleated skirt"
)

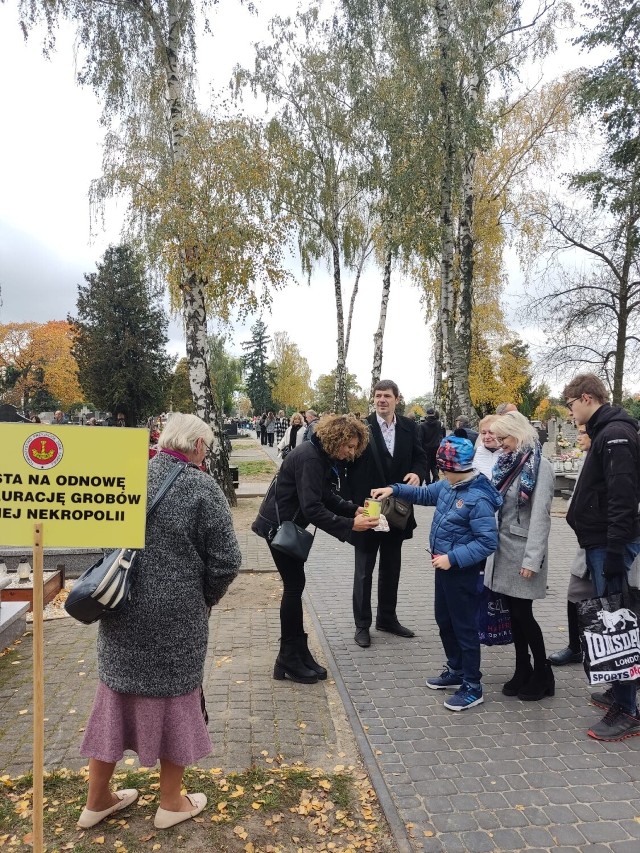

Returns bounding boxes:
[80,681,212,767]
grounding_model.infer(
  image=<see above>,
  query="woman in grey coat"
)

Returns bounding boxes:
[78,414,241,831]
[485,412,555,701]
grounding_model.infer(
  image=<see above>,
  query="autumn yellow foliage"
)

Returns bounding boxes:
[0,320,83,411]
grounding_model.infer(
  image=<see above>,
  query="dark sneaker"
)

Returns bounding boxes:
[591,686,615,710]
[444,683,484,711]
[426,667,464,690]
[587,703,640,741]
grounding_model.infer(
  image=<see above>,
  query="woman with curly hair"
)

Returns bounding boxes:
[252,414,379,683]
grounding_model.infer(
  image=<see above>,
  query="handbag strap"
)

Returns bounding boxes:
[273,475,283,527]
[146,462,186,519]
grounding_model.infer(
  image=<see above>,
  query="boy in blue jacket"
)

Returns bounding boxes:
[372,435,503,710]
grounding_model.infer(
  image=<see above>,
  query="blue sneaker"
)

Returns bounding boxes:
[426,667,464,690]
[443,682,484,711]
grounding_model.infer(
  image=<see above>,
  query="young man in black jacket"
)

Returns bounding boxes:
[420,408,446,484]
[564,373,640,741]
[348,380,428,647]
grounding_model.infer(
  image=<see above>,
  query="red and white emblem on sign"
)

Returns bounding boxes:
[456,499,464,508]
[23,432,64,470]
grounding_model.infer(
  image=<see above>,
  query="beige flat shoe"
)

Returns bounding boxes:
[78,788,139,828]
[154,792,207,829]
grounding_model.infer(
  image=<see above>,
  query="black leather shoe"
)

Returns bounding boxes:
[354,627,371,648]
[547,647,581,666]
[375,622,415,638]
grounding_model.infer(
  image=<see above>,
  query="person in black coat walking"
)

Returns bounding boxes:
[252,415,379,683]
[419,408,445,484]
[347,380,428,648]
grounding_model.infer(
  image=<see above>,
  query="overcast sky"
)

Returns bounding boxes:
[0,1,588,402]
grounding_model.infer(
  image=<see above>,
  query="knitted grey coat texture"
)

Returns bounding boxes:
[97,453,241,697]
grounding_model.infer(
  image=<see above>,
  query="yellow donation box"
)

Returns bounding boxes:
[0,424,149,548]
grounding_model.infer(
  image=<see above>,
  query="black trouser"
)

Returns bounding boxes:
[267,433,274,447]
[503,594,547,671]
[353,534,403,628]
[260,427,267,445]
[269,544,306,641]
[425,449,439,484]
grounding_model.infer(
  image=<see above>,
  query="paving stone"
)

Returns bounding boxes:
[431,812,479,832]
[488,828,527,850]
[579,821,630,843]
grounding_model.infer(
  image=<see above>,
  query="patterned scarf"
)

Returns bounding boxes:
[492,442,542,506]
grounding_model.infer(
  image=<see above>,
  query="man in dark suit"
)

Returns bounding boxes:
[348,380,428,647]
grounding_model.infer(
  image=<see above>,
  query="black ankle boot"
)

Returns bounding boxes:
[518,663,555,701]
[273,638,318,684]
[299,633,327,680]
[502,657,533,696]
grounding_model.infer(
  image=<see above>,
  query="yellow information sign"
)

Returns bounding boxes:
[0,424,149,547]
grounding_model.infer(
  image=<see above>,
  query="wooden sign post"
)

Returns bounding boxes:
[32,523,44,853]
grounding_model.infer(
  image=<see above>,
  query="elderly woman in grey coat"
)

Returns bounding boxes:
[485,411,555,701]
[78,413,241,831]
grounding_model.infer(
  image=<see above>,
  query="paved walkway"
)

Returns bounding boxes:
[2,436,640,852]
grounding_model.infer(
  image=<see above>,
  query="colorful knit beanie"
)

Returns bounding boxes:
[436,435,475,472]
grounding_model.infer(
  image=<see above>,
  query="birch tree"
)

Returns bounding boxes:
[15,0,263,499]
[237,9,378,412]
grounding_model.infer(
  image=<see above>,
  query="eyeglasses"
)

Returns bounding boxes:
[202,439,211,453]
[565,397,580,411]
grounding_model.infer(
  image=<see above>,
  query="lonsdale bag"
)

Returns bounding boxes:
[477,585,513,646]
[65,462,186,624]
[577,580,640,686]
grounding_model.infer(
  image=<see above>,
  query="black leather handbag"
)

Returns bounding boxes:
[269,476,316,562]
[65,462,186,624]
[367,427,412,530]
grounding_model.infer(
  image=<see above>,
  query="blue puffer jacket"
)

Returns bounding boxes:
[393,474,503,568]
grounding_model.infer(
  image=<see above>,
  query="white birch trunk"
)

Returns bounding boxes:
[436,0,457,429]
[331,239,348,413]
[344,236,373,361]
[369,247,392,407]
[163,2,234,499]
[453,144,477,420]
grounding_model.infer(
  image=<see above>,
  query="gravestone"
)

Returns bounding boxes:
[543,419,558,459]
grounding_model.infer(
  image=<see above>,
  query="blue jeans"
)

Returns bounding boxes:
[585,544,640,715]
[434,563,483,687]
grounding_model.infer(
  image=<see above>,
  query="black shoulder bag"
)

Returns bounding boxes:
[367,426,412,530]
[65,462,187,624]
[270,476,317,562]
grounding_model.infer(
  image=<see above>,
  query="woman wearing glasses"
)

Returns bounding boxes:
[485,411,556,701]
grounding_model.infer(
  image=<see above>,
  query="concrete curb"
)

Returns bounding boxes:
[304,590,416,853]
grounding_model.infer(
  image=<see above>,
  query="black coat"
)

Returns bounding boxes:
[347,412,428,549]
[420,416,445,451]
[567,404,640,549]
[252,435,358,543]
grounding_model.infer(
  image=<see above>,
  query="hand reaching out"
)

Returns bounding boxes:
[370,486,392,500]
